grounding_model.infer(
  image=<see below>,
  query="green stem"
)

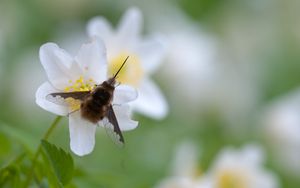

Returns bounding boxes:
[23,116,62,188]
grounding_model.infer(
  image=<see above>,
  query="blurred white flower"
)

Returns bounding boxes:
[147,4,219,112]
[87,7,168,120]
[262,88,300,175]
[155,141,202,188]
[198,145,279,188]
[128,3,258,127]
[35,38,138,156]
[162,25,218,110]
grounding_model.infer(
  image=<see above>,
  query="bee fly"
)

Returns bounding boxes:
[46,56,130,146]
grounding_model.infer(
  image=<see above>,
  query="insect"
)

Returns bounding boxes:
[46,56,130,146]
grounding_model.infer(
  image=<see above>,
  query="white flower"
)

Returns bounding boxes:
[35,38,138,156]
[155,142,202,188]
[87,7,168,119]
[118,3,218,113]
[198,145,279,188]
[156,8,219,113]
[262,88,300,175]
[137,2,260,131]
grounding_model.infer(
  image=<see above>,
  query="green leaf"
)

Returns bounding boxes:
[0,165,21,188]
[41,140,74,186]
[0,132,12,156]
[41,151,64,188]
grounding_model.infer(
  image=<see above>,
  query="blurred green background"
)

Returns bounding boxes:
[1,0,300,187]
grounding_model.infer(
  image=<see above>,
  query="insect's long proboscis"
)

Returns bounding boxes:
[113,56,129,79]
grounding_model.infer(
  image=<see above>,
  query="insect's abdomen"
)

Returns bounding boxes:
[80,87,113,124]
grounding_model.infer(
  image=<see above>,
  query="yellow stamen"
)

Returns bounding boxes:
[109,53,144,87]
[64,75,96,111]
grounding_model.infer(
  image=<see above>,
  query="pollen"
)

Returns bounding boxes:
[63,76,96,110]
[64,76,95,92]
[109,53,144,87]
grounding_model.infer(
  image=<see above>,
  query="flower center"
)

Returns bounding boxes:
[64,76,95,92]
[217,170,248,188]
[63,76,96,111]
[108,53,144,87]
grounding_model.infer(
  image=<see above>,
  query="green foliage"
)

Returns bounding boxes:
[0,132,11,156]
[41,140,74,186]
[0,165,21,188]
[0,122,36,151]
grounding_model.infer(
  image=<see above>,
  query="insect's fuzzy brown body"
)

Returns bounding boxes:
[80,79,115,123]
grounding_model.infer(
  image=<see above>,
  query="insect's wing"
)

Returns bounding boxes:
[102,105,125,147]
[46,91,90,106]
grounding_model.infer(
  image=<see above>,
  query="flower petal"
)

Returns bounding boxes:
[113,104,138,131]
[75,38,107,83]
[87,16,112,41]
[39,43,80,90]
[35,82,69,116]
[116,7,142,45]
[133,79,168,119]
[241,144,264,165]
[113,85,138,104]
[137,36,165,74]
[69,111,97,156]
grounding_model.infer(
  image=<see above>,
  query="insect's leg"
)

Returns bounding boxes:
[115,81,122,87]
[112,103,122,107]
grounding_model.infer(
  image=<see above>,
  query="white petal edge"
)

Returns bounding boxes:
[35,82,69,116]
[69,111,97,156]
[113,104,138,131]
[241,144,264,165]
[137,36,165,74]
[116,7,142,44]
[39,43,79,90]
[75,38,107,83]
[113,84,138,105]
[132,78,168,119]
[87,16,112,41]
